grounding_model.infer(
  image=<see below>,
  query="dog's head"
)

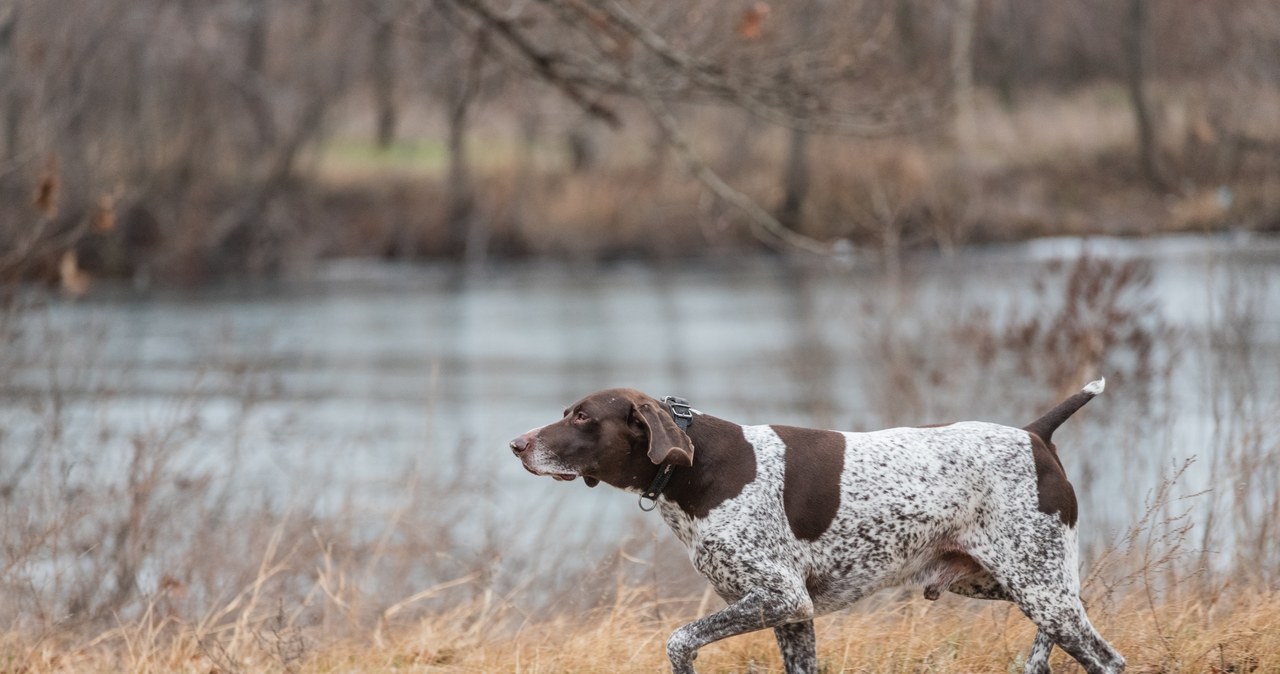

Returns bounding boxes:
[509,388,694,490]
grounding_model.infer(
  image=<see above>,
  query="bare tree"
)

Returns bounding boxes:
[438,0,951,252]
[0,1,17,164]
[1124,0,1164,190]
[371,3,401,149]
[951,0,979,157]
[5,0,1277,281]
[409,1,504,265]
[777,1,820,230]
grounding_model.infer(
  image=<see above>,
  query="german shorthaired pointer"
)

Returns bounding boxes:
[510,380,1123,674]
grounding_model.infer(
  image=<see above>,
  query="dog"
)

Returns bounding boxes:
[509,380,1122,674]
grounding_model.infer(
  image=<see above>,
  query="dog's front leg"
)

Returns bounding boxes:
[666,587,813,674]
[774,620,818,674]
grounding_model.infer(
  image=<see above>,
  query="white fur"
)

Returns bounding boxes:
[1083,378,1106,395]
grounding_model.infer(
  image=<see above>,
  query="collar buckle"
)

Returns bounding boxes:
[661,395,693,428]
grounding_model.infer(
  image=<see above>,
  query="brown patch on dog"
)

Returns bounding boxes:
[664,415,757,518]
[772,425,845,541]
[1028,431,1078,526]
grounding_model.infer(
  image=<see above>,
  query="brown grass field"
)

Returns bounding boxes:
[8,582,1280,673]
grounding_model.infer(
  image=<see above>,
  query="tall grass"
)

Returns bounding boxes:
[1,250,1277,672]
[6,576,1280,672]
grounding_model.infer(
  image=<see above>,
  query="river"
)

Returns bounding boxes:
[3,234,1278,601]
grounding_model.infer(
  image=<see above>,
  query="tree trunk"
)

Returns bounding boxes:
[566,124,599,173]
[446,75,476,258]
[513,109,540,233]
[776,0,818,231]
[444,29,489,267]
[242,0,275,150]
[944,0,980,253]
[1125,0,1163,190]
[372,12,397,149]
[244,0,266,74]
[895,0,918,71]
[777,126,810,229]
[0,3,18,163]
[951,0,978,157]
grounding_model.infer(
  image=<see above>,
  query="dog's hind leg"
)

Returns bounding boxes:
[969,519,1124,674]
[945,571,1055,673]
[1018,593,1122,674]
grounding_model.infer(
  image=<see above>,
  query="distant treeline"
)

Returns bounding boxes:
[1,0,1278,287]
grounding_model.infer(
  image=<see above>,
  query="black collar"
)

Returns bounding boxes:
[638,396,693,512]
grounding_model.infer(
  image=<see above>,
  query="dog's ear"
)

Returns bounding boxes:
[633,401,694,466]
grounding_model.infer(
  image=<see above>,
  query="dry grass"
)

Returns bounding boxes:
[6,582,1280,673]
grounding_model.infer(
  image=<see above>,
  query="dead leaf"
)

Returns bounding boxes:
[737,2,770,39]
[59,249,89,297]
[34,156,60,218]
[92,193,117,233]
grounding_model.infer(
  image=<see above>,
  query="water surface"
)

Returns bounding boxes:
[4,235,1278,579]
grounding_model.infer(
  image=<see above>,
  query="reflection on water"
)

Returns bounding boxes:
[3,235,1279,574]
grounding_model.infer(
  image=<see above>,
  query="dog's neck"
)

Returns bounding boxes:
[656,414,758,520]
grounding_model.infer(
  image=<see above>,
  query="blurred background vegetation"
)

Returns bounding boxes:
[2,0,1278,289]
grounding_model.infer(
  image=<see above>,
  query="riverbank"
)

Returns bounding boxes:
[5,85,1278,291]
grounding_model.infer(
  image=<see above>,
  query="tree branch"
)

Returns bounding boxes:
[448,0,621,127]
[642,92,832,256]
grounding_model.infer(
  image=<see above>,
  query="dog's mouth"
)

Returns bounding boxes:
[521,463,580,482]
[553,473,600,487]
[518,455,598,487]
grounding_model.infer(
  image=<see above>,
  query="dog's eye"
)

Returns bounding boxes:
[573,411,590,424]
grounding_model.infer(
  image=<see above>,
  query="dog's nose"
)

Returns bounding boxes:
[510,431,535,455]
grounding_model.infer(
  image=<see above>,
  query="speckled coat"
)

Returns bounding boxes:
[510,380,1123,674]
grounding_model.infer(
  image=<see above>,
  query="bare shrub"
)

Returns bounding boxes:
[991,253,1174,405]
[857,251,1176,430]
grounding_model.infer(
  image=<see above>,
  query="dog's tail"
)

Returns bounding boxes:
[1023,378,1105,444]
